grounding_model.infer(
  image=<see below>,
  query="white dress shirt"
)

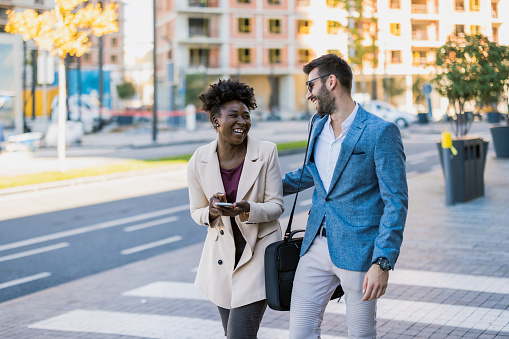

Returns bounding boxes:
[314,103,359,229]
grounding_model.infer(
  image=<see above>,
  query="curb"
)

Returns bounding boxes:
[0,148,307,197]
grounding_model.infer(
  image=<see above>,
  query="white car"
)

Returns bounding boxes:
[363,100,417,128]
[51,94,111,133]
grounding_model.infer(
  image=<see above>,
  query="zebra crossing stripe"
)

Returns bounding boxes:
[392,269,509,294]
[122,280,509,333]
[28,309,346,339]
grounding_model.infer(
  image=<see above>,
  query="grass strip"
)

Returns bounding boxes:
[0,141,307,189]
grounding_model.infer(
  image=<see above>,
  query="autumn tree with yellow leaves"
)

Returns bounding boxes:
[6,0,119,172]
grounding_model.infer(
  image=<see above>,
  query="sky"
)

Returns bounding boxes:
[123,0,153,65]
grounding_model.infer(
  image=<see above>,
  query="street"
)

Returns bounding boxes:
[0,136,449,303]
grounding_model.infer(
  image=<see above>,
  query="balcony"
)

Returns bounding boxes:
[189,0,219,7]
[189,18,210,38]
[412,30,429,41]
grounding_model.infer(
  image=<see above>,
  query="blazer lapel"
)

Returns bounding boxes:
[236,136,263,202]
[326,107,367,196]
[306,116,328,195]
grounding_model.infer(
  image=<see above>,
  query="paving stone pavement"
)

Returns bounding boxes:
[0,129,508,338]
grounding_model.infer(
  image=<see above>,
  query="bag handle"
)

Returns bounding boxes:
[284,114,317,241]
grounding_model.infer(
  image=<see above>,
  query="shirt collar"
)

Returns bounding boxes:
[326,102,359,139]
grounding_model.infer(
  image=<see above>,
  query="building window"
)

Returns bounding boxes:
[471,25,481,35]
[390,23,401,36]
[190,48,210,67]
[455,24,465,34]
[238,18,251,33]
[35,0,44,4]
[298,20,310,34]
[111,54,117,63]
[238,48,251,63]
[84,53,90,61]
[269,48,281,63]
[491,1,498,18]
[327,21,341,34]
[455,0,465,11]
[391,50,402,63]
[413,51,426,66]
[298,49,310,63]
[189,18,210,37]
[492,26,498,43]
[390,0,401,9]
[327,49,342,56]
[269,19,281,34]
[269,0,280,4]
[297,0,310,5]
[470,0,480,11]
[238,0,250,3]
[111,37,117,47]
[326,0,341,7]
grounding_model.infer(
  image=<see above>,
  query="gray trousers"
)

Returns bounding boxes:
[217,299,267,338]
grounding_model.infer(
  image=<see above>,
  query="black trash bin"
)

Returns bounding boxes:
[417,113,429,124]
[486,112,501,124]
[436,138,489,203]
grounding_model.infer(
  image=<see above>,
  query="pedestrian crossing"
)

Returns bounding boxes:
[26,268,509,338]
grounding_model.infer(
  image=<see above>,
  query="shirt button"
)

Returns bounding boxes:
[220,230,224,235]
[218,260,223,265]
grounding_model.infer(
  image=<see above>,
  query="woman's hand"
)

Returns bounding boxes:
[209,192,227,221]
[213,199,251,218]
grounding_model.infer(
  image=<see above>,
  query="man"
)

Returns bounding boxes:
[283,54,408,338]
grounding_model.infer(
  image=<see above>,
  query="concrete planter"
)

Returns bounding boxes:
[490,126,509,158]
[436,138,489,203]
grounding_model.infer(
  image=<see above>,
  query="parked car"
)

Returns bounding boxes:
[363,100,417,128]
[51,94,111,133]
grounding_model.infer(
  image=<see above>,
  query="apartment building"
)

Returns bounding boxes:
[155,0,509,119]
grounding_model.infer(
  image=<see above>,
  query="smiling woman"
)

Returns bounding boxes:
[186,78,284,338]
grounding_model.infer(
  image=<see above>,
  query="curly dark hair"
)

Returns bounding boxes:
[199,79,257,128]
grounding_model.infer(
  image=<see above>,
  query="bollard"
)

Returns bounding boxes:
[441,129,457,206]
[185,104,197,131]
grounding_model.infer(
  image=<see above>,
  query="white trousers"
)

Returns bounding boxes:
[289,234,377,339]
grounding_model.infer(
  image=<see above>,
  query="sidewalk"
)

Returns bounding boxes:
[0,154,508,337]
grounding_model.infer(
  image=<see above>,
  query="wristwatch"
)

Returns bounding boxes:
[375,257,391,271]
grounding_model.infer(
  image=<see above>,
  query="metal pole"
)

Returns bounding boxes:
[443,147,454,205]
[348,0,356,95]
[78,56,82,121]
[22,40,27,132]
[31,49,37,120]
[152,0,158,142]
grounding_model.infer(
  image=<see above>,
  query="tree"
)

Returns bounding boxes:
[116,81,136,100]
[412,76,428,109]
[338,0,378,95]
[382,77,405,104]
[6,0,118,172]
[433,32,509,135]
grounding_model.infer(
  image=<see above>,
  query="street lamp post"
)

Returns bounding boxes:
[152,0,158,142]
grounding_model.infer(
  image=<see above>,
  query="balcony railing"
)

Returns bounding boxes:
[189,0,219,8]
[413,57,429,66]
[411,4,428,14]
[412,31,429,41]
[492,10,498,18]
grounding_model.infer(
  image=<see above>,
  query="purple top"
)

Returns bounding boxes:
[220,160,244,203]
[220,160,246,269]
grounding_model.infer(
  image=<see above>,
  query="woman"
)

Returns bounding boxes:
[187,79,284,338]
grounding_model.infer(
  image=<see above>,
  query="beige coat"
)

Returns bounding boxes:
[187,136,284,309]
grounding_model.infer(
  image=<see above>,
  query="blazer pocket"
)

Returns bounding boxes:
[351,151,365,155]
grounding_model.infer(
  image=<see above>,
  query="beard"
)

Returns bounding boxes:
[315,85,336,116]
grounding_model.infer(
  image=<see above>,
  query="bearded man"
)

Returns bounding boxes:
[282,54,408,339]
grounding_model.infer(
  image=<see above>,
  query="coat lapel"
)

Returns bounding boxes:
[306,116,328,195]
[326,107,367,197]
[196,139,225,199]
[236,136,263,202]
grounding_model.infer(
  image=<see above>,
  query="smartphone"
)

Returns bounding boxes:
[215,202,233,207]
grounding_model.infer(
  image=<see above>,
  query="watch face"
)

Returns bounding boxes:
[378,258,391,270]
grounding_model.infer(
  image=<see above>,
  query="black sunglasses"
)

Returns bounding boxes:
[306,74,332,92]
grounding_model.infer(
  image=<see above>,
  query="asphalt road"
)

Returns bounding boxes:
[0,140,446,303]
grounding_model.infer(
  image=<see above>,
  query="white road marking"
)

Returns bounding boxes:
[124,216,179,232]
[0,242,69,263]
[327,298,509,332]
[28,309,345,339]
[0,204,189,252]
[392,269,509,294]
[0,272,51,290]
[121,236,182,255]
[299,198,312,206]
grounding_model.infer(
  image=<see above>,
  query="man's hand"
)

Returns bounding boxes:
[362,264,389,301]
